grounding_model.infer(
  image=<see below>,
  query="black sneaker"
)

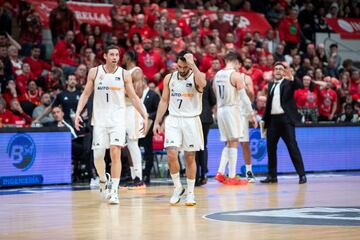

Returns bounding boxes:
[246,171,256,183]
[127,177,146,190]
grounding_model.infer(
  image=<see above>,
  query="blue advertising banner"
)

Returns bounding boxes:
[0,131,72,187]
[207,126,360,176]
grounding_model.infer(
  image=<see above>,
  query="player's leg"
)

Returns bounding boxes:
[215,107,230,182]
[127,139,146,189]
[92,126,111,200]
[239,116,255,183]
[165,116,185,205]
[184,151,196,206]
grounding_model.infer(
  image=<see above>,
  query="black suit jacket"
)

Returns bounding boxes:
[262,78,303,128]
[143,89,160,121]
[200,80,216,124]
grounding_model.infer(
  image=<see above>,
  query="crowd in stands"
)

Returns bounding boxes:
[0,0,360,129]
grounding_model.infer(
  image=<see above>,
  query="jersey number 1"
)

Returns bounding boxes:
[218,85,225,99]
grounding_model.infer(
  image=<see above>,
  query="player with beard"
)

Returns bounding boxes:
[153,51,206,206]
[75,45,148,204]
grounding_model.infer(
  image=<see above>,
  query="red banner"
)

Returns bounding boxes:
[26,0,271,35]
[325,18,360,39]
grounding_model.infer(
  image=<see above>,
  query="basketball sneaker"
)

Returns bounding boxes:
[185,193,196,206]
[99,173,111,200]
[108,189,120,205]
[246,171,256,183]
[214,172,226,183]
[169,187,185,205]
[127,177,146,190]
[224,177,248,185]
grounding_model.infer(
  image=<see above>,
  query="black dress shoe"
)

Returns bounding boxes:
[143,175,150,185]
[260,176,278,183]
[299,175,307,184]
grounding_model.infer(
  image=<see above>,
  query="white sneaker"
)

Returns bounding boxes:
[185,193,196,206]
[99,173,111,200]
[90,177,100,188]
[169,187,185,205]
[108,190,119,205]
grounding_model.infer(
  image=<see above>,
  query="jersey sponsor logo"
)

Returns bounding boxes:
[204,207,360,226]
[7,134,36,171]
[97,86,124,91]
[170,92,194,97]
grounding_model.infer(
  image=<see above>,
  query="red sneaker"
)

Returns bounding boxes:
[224,177,248,186]
[214,172,226,183]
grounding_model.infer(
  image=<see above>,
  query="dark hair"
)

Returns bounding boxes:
[67,74,76,80]
[130,32,142,45]
[176,50,190,62]
[224,52,240,62]
[330,43,338,49]
[274,61,287,68]
[104,45,120,54]
[124,49,137,62]
[52,105,63,112]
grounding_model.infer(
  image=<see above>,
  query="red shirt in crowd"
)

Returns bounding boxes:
[18,89,43,106]
[294,87,318,108]
[349,80,359,95]
[0,109,31,127]
[137,50,165,83]
[177,18,192,36]
[240,66,263,91]
[278,16,300,44]
[128,25,154,40]
[51,40,78,67]
[0,109,17,125]
[15,72,36,95]
[23,56,52,78]
[318,88,337,117]
[200,54,224,73]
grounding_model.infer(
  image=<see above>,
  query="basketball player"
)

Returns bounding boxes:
[123,50,147,189]
[238,68,257,183]
[213,52,256,185]
[74,45,148,204]
[153,51,206,206]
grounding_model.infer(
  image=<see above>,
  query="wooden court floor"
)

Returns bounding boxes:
[0,174,359,240]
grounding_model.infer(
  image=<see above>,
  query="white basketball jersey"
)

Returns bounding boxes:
[125,66,142,106]
[168,71,202,117]
[92,65,126,127]
[214,68,237,108]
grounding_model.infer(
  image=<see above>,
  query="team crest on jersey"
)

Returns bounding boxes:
[115,77,121,81]
[99,75,104,81]
[186,83,192,87]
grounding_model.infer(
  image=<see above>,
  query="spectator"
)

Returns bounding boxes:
[210,9,232,42]
[9,98,32,127]
[74,64,88,87]
[49,0,75,45]
[200,43,224,73]
[110,0,131,42]
[15,63,36,95]
[32,92,54,125]
[23,45,51,79]
[0,97,17,126]
[298,2,315,42]
[35,74,81,124]
[324,57,339,78]
[294,75,319,123]
[278,8,300,54]
[44,106,77,137]
[206,58,221,82]
[19,80,42,106]
[240,57,263,92]
[137,38,166,84]
[51,30,78,75]
[318,76,337,121]
[349,70,360,96]
[329,43,341,68]
[263,29,276,54]
[75,23,92,53]
[316,43,327,65]
[255,95,267,121]
[273,44,285,62]
[80,48,98,70]
[266,2,285,29]
[8,45,23,76]
[128,14,154,41]
[337,104,359,123]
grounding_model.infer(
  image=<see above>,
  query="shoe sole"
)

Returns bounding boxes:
[247,179,256,183]
[185,202,196,206]
[109,200,119,205]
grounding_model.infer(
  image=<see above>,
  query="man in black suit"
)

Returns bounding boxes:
[261,62,307,184]
[139,78,160,184]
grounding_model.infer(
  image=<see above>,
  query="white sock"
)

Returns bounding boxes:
[170,172,182,189]
[130,166,135,179]
[93,149,106,182]
[128,140,143,180]
[112,178,120,192]
[187,178,195,195]
[228,147,238,178]
[246,164,252,173]
[218,147,229,174]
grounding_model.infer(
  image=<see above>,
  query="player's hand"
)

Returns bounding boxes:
[153,121,162,136]
[250,115,258,129]
[140,117,148,136]
[74,114,83,131]
[184,53,195,66]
